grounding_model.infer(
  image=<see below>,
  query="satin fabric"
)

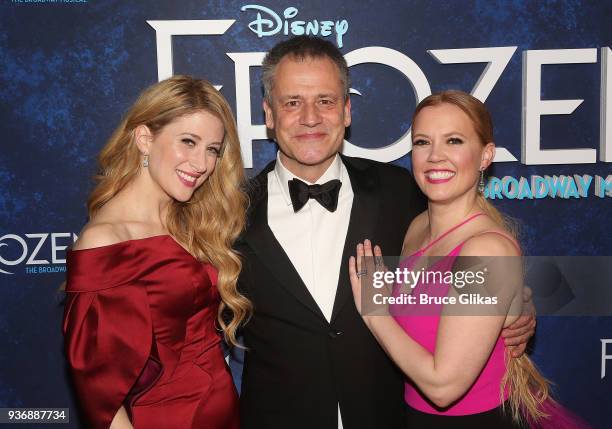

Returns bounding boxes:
[392,244,510,416]
[63,235,239,429]
[391,214,514,418]
[394,221,588,428]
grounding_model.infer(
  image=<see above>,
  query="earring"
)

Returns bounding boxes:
[478,168,485,194]
[143,154,149,168]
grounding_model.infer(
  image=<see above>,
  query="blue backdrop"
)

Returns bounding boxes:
[0,0,610,427]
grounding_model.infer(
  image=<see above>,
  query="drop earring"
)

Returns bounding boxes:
[143,154,149,168]
[478,167,485,194]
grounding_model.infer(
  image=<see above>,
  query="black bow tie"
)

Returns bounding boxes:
[288,178,342,213]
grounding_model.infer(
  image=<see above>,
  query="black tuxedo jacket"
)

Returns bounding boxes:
[237,155,426,429]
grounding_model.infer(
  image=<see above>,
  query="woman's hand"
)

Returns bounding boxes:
[349,239,387,315]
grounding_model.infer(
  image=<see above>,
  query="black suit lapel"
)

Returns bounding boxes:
[244,161,326,320]
[331,155,380,323]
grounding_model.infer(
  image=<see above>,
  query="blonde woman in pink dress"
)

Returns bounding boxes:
[349,91,589,429]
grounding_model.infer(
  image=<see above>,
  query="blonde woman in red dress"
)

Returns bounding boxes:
[63,76,250,429]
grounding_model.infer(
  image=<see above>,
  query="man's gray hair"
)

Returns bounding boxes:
[262,36,350,103]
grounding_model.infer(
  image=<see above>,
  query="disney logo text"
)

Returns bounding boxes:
[241,5,349,48]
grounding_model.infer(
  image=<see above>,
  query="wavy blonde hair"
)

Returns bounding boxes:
[413,90,552,425]
[88,75,251,346]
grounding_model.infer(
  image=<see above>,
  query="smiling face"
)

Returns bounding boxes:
[411,103,495,204]
[137,110,224,202]
[263,55,351,182]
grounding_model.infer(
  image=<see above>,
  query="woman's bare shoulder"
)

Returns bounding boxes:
[459,227,520,257]
[73,222,130,251]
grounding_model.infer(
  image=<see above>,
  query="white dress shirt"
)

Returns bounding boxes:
[267,152,353,428]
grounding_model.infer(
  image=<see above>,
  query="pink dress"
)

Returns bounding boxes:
[390,213,590,428]
[392,213,511,416]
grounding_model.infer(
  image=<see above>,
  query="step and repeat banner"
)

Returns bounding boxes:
[1,0,611,427]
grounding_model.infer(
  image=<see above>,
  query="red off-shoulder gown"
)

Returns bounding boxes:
[63,235,239,429]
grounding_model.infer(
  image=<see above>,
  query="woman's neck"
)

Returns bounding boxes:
[110,172,171,229]
[425,194,481,244]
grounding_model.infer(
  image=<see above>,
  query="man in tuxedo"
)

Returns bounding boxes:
[236,36,535,429]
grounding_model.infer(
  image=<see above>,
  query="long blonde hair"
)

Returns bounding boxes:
[88,75,251,346]
[413,90,552,424]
